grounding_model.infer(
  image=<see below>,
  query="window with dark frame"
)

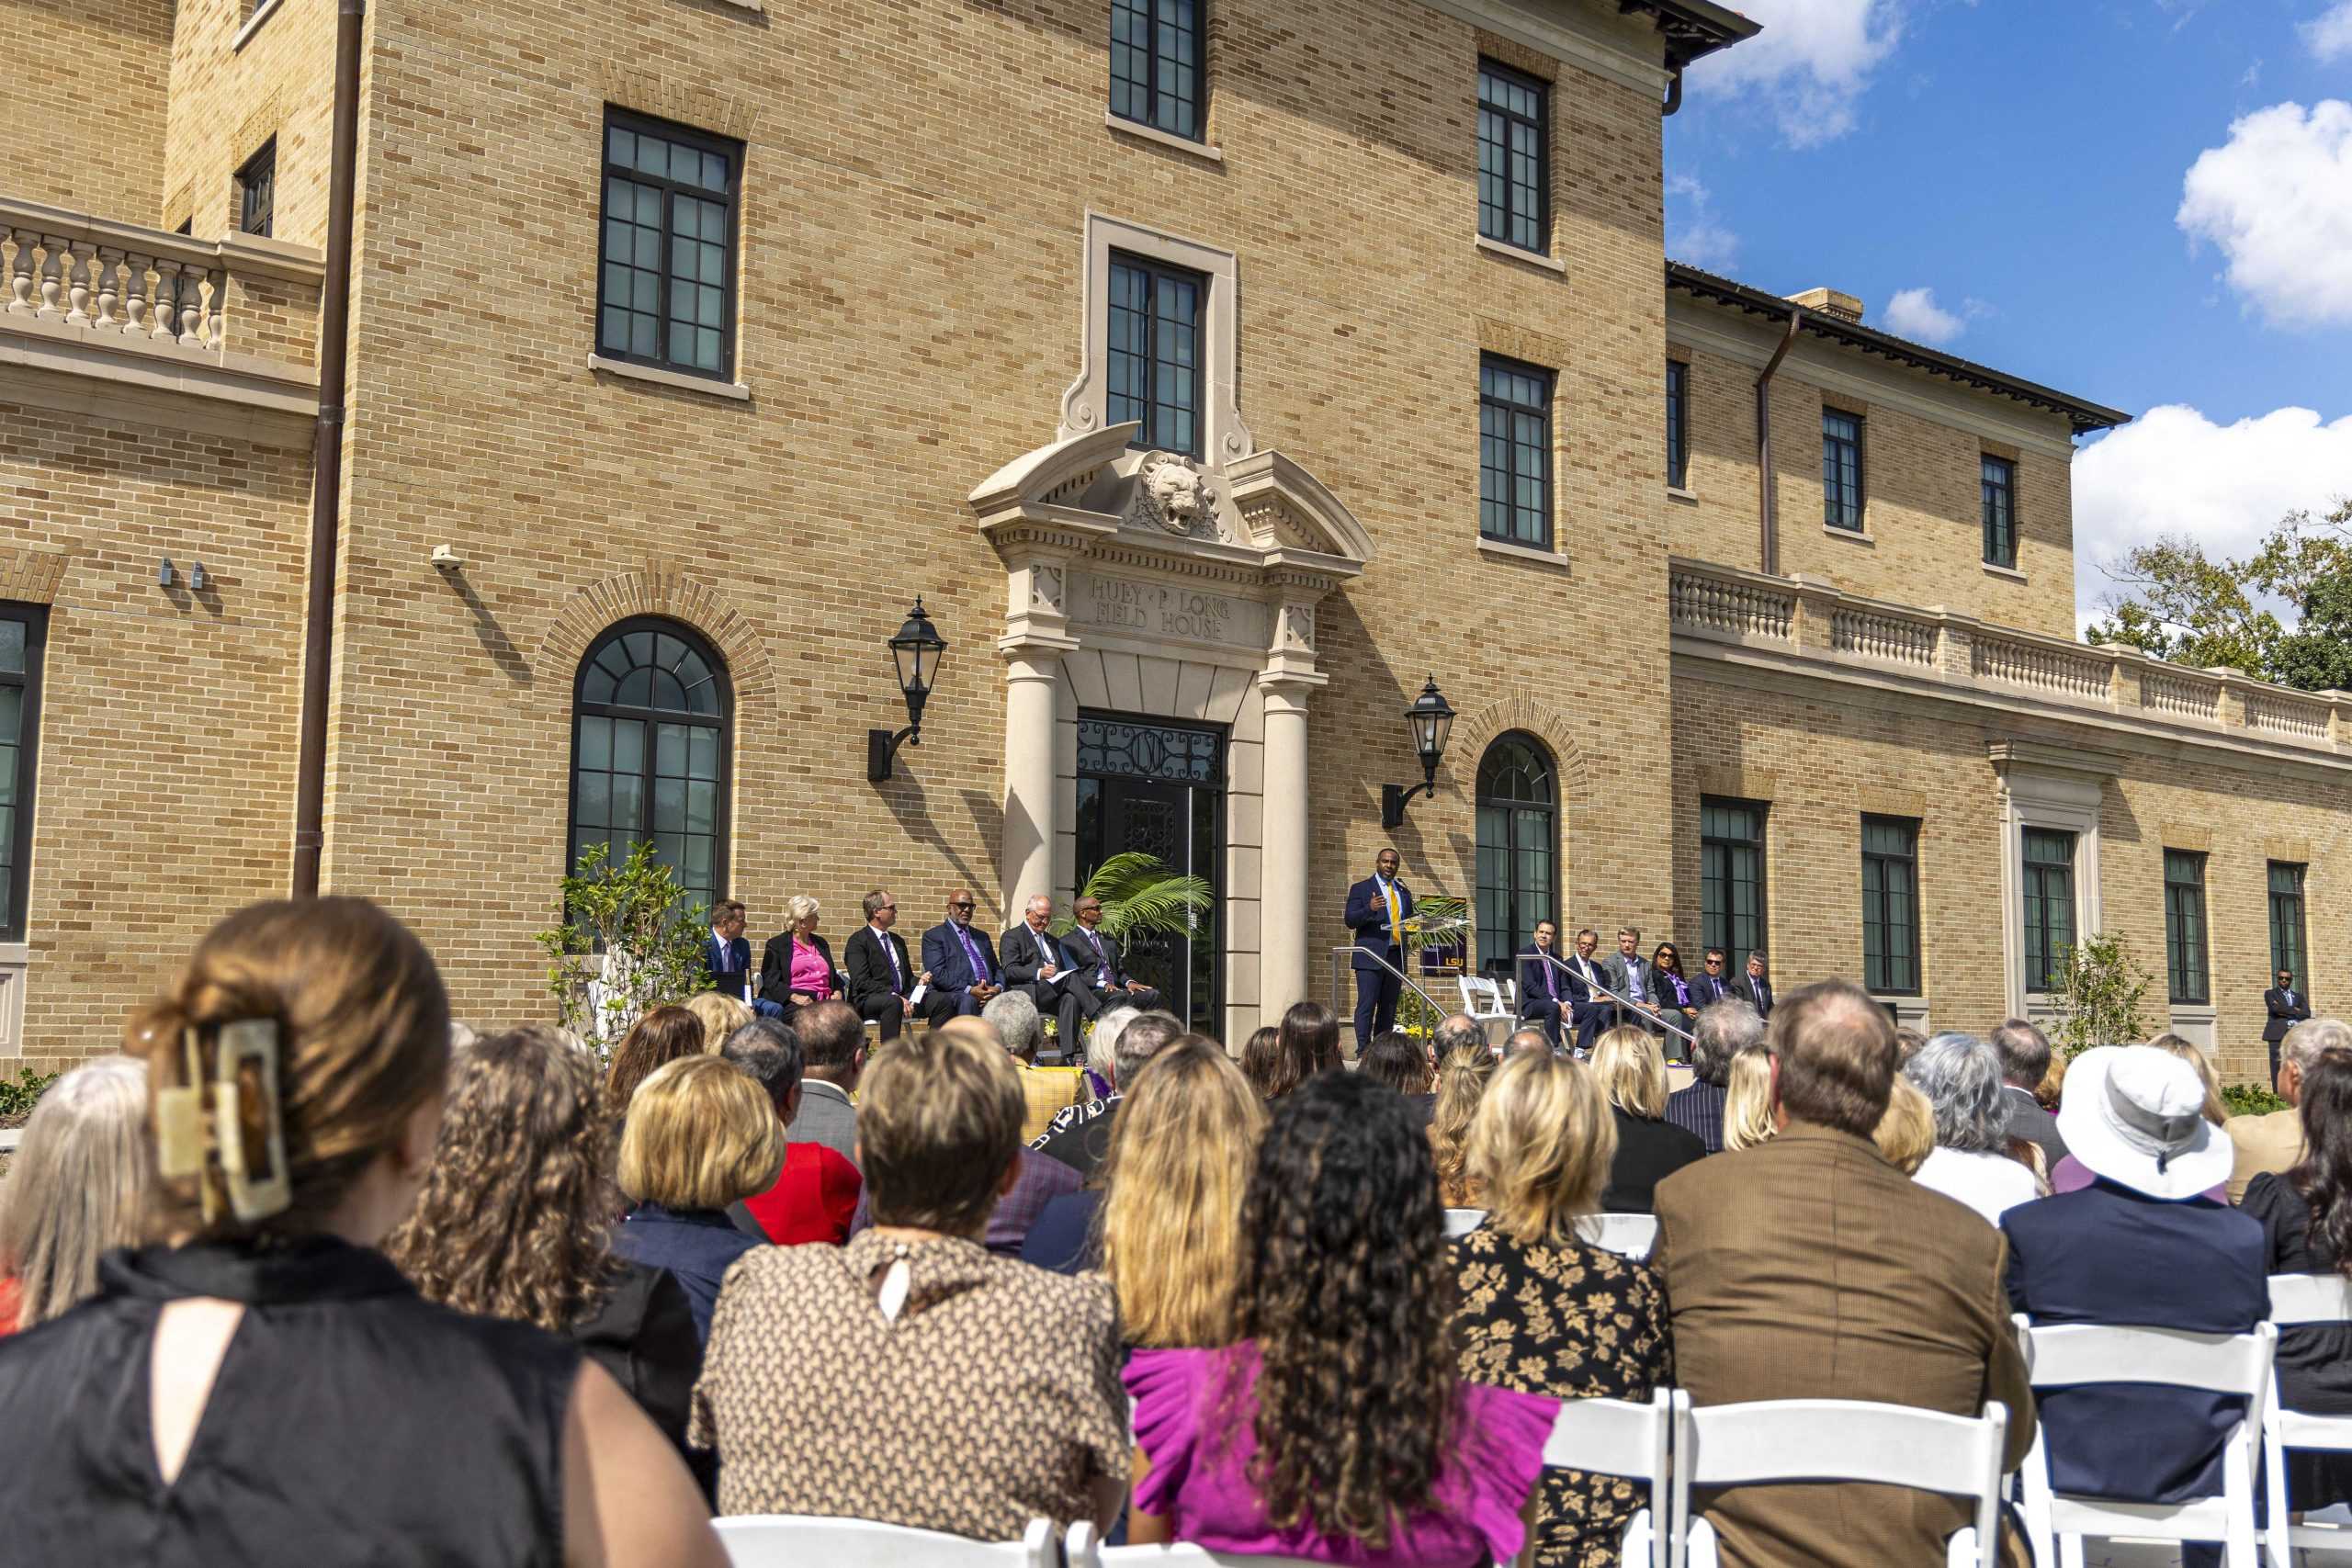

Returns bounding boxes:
[1479,355,1553,548]
[1983,454,2018,569]
[2270,862,2310,984]
[2163,850,2209,1005]
[1476,61,1549,254]
[1106,251,1204,457]
[0,604,46,942]
[1667,358,1690,491]
[2022,828,2076,993]
[596,111,741,380]
[1823,409,1864,530]
[1109,0,1203,142]
[236,139,276,239]
[1701,798,1768,973]
[568,618,732,916]
[1475,733,1557,978]
[1860,815,1920,996]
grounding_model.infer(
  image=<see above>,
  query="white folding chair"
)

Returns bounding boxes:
[1519,1388,1673,1568]
[1668,1396,2009,1568]
[1064,1524,1329,1566]
[2262,1273,2352,1567]
[2014,1315,2278,1568]
[1577,1213,1660,1259]
[1459,975,1512,1039]
[715,1515,1053,1567]
[1443,1206,1487,1239]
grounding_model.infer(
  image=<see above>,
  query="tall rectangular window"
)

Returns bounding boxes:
[1861,815,1920,995]
[1106,252,1204,457]
[1667,359,1690,491]
[596,111,741,380]
[2022,829,2076,993]
[0,604,46,942]
[236,138,276,238]
[1823,409,1864,530]
[1476,62,1548,254]
[1982,454,2018,569]
[2271,862,2310,982]
[1110,0,1203,141]
[1701,798,1768,971]
[1479,355,1553,548]
[2164,850,2209,1004]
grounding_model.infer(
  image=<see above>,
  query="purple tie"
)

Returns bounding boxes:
[956,924,987,984]
[881,933,902,987]
[1088,930,1109,986]
[1544,958,1557,998]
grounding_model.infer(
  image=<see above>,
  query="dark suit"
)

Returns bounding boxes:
[759,931,842,1007]
[1601,1107,1706,1213]
[920,920,1002,1026]
[1343,874,1414,1048]
[843,925,915,1042]
[1734,972,1775,1018]
[1517,945,1569,1047]
[2002,1085,2066,1177]
[703,932,752,999]
[1688,971,1738,1010]
[2266,986,2312,1079]
[1059,924,1164,1017]
[1001,922,1091,1060]
[1558,953,1613,1052]
[1603,953,1672,1050]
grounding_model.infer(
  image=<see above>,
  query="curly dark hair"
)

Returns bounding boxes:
[603,1005,706,1120]
[1230,1069,1457,1550]
[385,1026,622,1332]
[2292,1048,2352,1271]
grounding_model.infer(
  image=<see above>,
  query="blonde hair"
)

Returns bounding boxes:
[683,991,752,1054]
[1591,1025,1668,1119]
[1427,1043,1498,1207]
[1097,1039,1266,1348]
[0,1057,151,1330]
[1723,1046,1779,1152]
[1871,1076,1936,1175]
[784,895,820,926]
[857,1015,1023,1235]
[2034,1050,2066,1111]
[616,1055,784,1211]
[2147,1033,2228,1125]
[1465,1051,1616,1244]
[126,897,450,1244]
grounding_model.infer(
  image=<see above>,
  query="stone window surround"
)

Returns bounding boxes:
[1058,211,1253,469]
[1993,742,2107,1021]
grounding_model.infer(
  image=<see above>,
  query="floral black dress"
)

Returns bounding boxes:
[1452,1222,1672,1568]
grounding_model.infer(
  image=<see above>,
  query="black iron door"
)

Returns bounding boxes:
[1075,715,1224,1040]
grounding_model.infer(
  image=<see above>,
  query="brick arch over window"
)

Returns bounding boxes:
[538,570,776,718]
[1448,697,1591,799]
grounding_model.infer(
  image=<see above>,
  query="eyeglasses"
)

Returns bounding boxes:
[949,901,974,910]
[1704,956,1724,966]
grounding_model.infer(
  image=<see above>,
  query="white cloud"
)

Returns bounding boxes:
[1665,174,1740,272]
[1880,287,1966,344]
[2072,403,2352,626]
[2177,100,2352,327]
[2302,2,2352,62]
[1686,0,1905,147]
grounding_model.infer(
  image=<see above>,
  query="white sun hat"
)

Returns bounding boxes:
[2054,1045,2231,1201]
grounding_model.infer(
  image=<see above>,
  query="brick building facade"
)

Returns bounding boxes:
[1,0,2340,1081]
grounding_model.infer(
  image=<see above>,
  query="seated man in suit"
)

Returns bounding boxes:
[919,888,1003,1027]
[1343,848,1414,1052]
[1560,928,1614,1055]
[843,888,925,1043]
[1601,927,1669,1039]
[1059,894,1163,1020]
[1001,893,1093,1062]
[1734,951,1776,1019]
[1516,919,1569,1049]
[2267,968,2314,1082]
[1688,946,1739,1010]
[704,900,752,1000]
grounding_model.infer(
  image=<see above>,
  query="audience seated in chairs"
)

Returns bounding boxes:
[2051,1037,2228,1201]
[388,1024,707,1492]
[1721,1044,1779,1153]
[0,1056,149,1337]
[0,897,720,1567]
[1453,1048,1672,1567]
[691,1017,1130,1539]
[722,1018,861,1247]
[1033,1011,1186,1183]
[613,1055,781,1341]
[1031,1005,1138,1147]
[989,987,1088,1144]
[1429,1036,1500,1208]
[1667,1000,1759,1154]
[1905,1032,2041,1225]
[782,998,864,1169]
[2230,1016,2349,1201]
[1591,1025,1706,1213]
[1362,1029,1437,1122]
[1124,1069,1556,1564]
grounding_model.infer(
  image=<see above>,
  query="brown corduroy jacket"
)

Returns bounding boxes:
[1651,1122,2037,1568]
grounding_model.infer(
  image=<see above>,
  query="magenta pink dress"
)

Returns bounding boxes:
[1125,1342,1555,1566]
[787,940,833,1000]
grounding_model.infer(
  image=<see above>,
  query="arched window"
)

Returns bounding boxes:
[568,617,732,911]
[1476,732,1556,976]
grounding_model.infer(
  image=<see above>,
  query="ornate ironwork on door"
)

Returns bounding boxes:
[1075,713,1226,1040]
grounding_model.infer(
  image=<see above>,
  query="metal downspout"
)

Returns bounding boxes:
[1755,308,1803,578]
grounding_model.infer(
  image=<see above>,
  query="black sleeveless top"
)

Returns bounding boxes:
[0,1237,580,1566]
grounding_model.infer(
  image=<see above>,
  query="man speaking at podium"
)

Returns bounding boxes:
[1344,847,1415,1052]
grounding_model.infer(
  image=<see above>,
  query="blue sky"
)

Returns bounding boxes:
[1664,0,2352,626]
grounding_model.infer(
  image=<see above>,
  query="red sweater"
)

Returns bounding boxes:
[743,1142,862,1246]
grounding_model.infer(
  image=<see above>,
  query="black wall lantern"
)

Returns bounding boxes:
[1380,674,1455,829]
[868,598,947,783]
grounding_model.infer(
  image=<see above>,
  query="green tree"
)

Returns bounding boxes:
[536,840,713,1055]
[2045,931,2154,1059]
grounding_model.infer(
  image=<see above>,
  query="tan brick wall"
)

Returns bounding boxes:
[159,0,340,243]
[0,0,175,222]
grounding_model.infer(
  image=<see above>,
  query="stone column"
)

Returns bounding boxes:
[1259,676,1316,1015]
[1000,649,1062,916]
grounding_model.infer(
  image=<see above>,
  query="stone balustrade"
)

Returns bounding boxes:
[1668,556,2352,758]
[0,198,324,391]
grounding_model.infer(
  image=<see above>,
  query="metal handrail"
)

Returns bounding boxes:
[1528,950,1698,1047]
[1327,944,1447,1023]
